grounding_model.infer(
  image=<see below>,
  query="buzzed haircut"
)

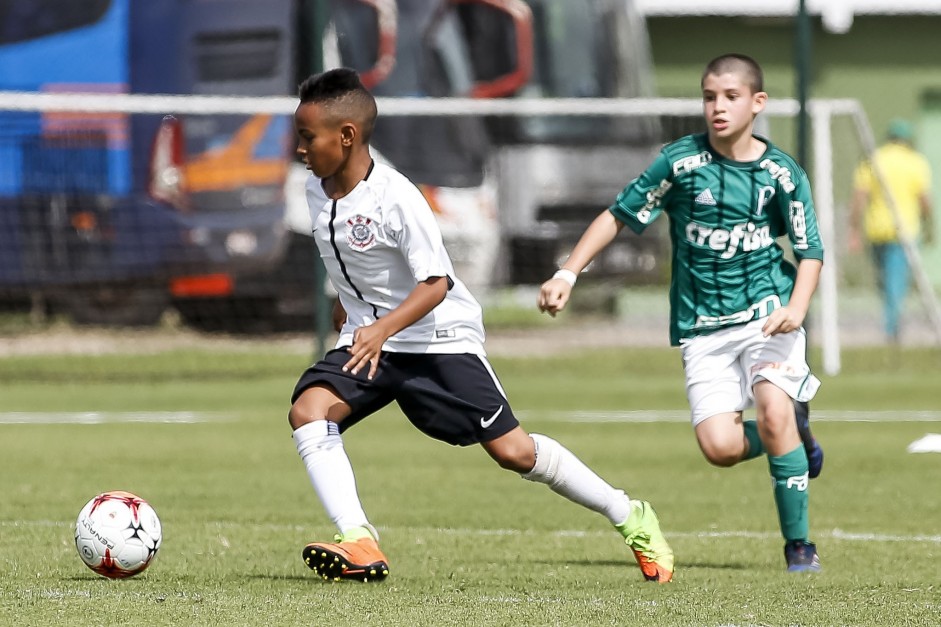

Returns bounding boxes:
[298,68,378,142]
[701,54,764,94]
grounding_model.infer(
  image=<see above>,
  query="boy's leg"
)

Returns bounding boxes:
[684,324,764,466]
[794,400,824,478]
[290,383,389,581]
[485,429,673,583]
[693,411,763,465]
[753,381,820,572]
[400,353,671,582]
[882,242,910,341]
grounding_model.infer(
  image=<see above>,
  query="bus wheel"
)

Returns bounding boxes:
[63,286,168,327]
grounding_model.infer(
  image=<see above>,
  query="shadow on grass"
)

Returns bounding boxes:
[534,557,750,571]
[243,573,324,583]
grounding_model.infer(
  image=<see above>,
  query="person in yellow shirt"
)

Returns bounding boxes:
[850,119,934,342]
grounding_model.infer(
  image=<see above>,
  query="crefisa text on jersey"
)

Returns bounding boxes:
[685,221,774,259]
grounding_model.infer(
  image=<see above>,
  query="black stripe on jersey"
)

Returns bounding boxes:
[744,170,756,306]
[687,167,700,316]
[715,167,726,313]
[364,159,375,180]
[329,199,380,320]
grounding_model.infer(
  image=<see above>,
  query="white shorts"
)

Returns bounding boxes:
[681,318,820,427]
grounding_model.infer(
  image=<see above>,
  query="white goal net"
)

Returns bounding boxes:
[1,91,939,374]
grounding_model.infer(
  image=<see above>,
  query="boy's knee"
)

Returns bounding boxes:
[287,404,305,430]
[496,441,537,473]
[702,447,741,468]
[756,404,794,439]
[488,432,538,473]
[695,411,749,467]
[698,435,746,467]
[288,399,325,430]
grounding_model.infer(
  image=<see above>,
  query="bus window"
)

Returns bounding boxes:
[324,0,518,188]
[495,0,658,146]
[437,0,532,98]
[194,29,284,83]
[0,0,111,46]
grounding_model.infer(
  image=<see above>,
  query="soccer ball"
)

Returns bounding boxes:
[74,491,162,579]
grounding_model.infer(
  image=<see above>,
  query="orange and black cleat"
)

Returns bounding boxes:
[303,531,390,583]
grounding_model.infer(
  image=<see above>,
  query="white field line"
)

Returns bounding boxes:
[4,410,941,425]
[4,520,940,544]
[0,411,223,424]
[517,410,941,423]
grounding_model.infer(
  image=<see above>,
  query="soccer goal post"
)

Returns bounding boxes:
[1,91,939,374]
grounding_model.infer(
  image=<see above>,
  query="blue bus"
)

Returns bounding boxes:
[0,0,660,329]
[0,0,296,326]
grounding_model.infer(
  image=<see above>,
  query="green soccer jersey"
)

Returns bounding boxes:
[609,133,824,345]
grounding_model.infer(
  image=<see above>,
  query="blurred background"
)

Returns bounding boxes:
[0,0,940,373]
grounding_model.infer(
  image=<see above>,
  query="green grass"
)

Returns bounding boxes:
[2,346,941,626]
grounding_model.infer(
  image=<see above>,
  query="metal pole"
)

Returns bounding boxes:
[795,0,811,168]
[811,103,841,375]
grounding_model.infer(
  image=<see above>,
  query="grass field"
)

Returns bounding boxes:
[2,344,940,626]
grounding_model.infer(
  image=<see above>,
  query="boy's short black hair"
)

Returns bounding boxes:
[701,54,764,94]
[297,68,378,142]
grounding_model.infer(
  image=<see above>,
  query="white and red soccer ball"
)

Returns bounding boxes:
[74,491,162,579]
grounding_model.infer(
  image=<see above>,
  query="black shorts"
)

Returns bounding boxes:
[291,349,520,446]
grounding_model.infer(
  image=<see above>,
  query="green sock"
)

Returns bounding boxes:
[768,445,810,542]
[742,420,765,460]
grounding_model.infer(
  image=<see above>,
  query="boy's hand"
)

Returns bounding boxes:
[343,321,390,380]
[761,306,804,337]
[537,278,573,317]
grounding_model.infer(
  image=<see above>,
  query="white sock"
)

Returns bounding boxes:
[292,421,372,536]
[522,433,632,525]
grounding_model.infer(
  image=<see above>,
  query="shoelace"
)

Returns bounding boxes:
[622,528,653,552]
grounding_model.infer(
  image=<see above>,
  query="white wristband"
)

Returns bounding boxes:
[552,268,578,287]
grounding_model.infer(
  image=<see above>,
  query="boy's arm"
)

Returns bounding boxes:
[848,187,869,253]
[848,162,871,253]
[344,276,449,379]
[537,210,624,317]
[538,151,672,317]
[342,185,454,379]
[761,258,822,337]
[763,158,825,337]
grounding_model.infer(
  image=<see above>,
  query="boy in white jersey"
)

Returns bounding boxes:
[288,68,673,583]
[539,54,824,572]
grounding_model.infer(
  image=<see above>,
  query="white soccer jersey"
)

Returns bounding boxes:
[305,161,486,354]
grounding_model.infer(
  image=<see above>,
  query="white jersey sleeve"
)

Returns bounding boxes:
[383,183,452,283]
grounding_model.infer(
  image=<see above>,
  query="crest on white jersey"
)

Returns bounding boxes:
[346,215,377,251]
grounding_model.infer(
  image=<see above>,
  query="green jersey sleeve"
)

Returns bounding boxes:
[769,158,825,263]
[609,150,674,234]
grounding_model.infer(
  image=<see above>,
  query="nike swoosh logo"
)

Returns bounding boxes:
[480,406,504,429]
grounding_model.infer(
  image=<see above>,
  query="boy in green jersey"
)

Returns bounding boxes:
[538,54,823,572]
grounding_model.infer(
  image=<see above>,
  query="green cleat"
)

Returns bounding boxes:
[615,500,674,583]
